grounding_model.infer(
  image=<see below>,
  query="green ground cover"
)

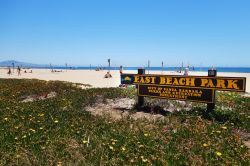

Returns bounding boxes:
[0,79,249,165]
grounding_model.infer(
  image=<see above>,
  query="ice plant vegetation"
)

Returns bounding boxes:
[0,79,249,165]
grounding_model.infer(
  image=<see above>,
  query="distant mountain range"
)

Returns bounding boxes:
[0,60,50,68]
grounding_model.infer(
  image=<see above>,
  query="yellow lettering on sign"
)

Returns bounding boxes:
[140,77,146,83]
[135,76,158,84]
[134,76,140,83]
[201,79,215,88]
[151,77,156,84]
[145,77,151,83]
[207,79,215,88]
[186,78,195,86]
[227,80,239,89]
[173,78,179,85]
[201,79,208,87]
[160,77,166,84]
[179,78,185,85]
[166,78,173,85]
[216,79,226,89]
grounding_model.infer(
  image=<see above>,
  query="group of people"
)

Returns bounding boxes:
[104,65,123,78]
[176,67,189,76]
[7,66,32,76]
[104,71,112,78]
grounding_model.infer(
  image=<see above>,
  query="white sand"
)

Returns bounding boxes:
[0,68,249,93]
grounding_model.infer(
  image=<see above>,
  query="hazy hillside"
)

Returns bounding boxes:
[0,60,49,68]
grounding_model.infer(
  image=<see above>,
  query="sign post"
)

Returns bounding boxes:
[207,69,217,113]
[138,68,145,107]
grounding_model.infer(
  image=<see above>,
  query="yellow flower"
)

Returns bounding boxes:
[109,146,114,150]
[221,126,227,130]
[29,129,36,132]
[54,120,59,123]
[14,137,18,140]
[240,145,244,148]
[112,142,115,145]
[138,145,144,148]
[216,151,222,156]
[83,140,88,144]
[57,161,62,166]
[4,118,8,121]
[144,133,149,137]
[22,135,27,139]
[121,147,126,151]
[39,127,43,130]
[203,143,208,147]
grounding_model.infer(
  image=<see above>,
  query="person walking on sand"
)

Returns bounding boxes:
[17,66,21,76]
[7,67,11,75]
[119,65,123,74]
[184,67,189,76]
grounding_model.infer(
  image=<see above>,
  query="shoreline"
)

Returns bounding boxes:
[0,68,249,93]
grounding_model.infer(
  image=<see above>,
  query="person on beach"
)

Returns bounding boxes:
[184,67,189,76]
[7,67,11,75]
[17,66,21,76]
[119,65,123,74]
[104,72,112,78]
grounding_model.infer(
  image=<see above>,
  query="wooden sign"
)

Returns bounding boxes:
[121,74,246,92]
[121,69,247,112]
[138,84,215,103]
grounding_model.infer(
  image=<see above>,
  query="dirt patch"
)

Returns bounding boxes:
[85,98,134,120]
[85,98,167,122]
[20,92,57,103]
[232,128,250,151]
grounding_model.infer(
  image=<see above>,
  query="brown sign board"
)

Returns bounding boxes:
[138,84,215,103]
[121,74,246,92]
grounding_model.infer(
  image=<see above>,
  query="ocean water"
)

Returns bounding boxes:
[44,66,250,73]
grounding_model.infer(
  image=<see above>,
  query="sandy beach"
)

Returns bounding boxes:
[0,68,249,93]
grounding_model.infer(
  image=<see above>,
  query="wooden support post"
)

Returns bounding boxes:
[138,68,145,107]
[207,69,217,113]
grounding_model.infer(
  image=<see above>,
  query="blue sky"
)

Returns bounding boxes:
[0,0,250,67]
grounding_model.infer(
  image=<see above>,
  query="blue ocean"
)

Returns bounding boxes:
[43,66,250,73]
